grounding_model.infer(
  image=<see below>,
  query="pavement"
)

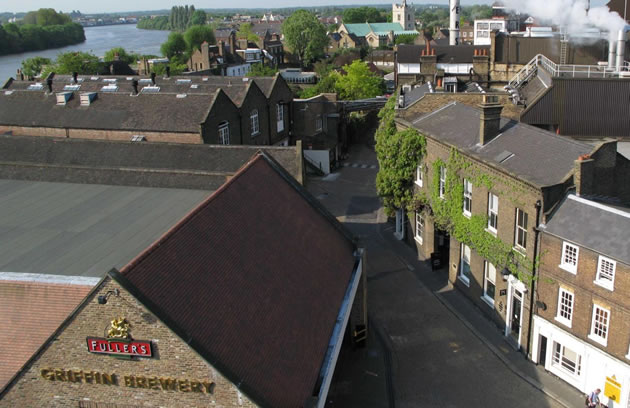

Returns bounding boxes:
[311,140,586,408]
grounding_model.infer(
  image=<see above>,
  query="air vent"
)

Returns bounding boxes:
[80,92,97,106]
[27,83,44,91]
[141,86,160,93]
[64,84,81,91]
[101,85,119,92]
[56,92,73,105]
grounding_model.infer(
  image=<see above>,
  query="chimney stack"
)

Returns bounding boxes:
[72,72,78,84]
[615,29,626,71]
[478,95,503,145]
[165,66,171,78]
[150,72,156,85]
[131,79,139,95]
[449,0,460,45]
[46,77,53,93]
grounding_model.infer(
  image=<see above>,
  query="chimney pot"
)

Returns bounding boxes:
[150,72,156,85]
[478,95,503,145]
[132,79,139,95]
[72,72,78,84]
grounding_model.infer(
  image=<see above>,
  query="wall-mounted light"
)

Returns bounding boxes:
[98,289,120,305]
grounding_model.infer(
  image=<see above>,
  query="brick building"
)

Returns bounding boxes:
[533,194,630,406]
[0,153,367,408]
[394,95,629,353]
[0,73,293,147]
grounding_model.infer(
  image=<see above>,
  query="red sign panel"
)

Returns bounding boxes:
[86,337,153,358]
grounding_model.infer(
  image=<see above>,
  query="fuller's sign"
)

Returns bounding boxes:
[86,337,153,358]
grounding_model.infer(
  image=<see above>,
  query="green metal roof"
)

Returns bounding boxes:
[342,22,417,37]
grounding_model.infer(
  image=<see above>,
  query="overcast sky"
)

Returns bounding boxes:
[1,0,611,14]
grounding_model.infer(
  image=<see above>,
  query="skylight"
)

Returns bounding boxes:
[190,84,199,89]
[141,86,160,93]
[101,85,119,92]
[103,78,117,83]
[176,79,192,84]
[64,85,81,91]
[139,78,152,84]
[27,83,44,90]
[176,93,187,98]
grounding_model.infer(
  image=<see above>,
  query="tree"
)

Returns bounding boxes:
[335,60,384,100]
[189,10,207,26]
[160,32,187,60]
[283,10,328,67]
[183,25,215,53]
[299,71,340,98]
[43,51,102,77]
[23,9,71,26]
[152,61,187,76]
[21,56,51,78]
[342,7,386,24]
[247,63,277,77]
[237,23,260,42]
[104,47,138,65]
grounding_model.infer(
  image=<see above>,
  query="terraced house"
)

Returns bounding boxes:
[394,95,630,354]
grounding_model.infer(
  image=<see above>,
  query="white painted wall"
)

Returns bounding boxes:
[304,150,331,175]
[397,63,421,74]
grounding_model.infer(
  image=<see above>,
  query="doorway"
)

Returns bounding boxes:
[538,335,548,366]
[506,286,524,349]
[434,227,450,268]
[394,208,405,240]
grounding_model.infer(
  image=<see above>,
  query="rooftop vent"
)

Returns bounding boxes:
[101,85,119,92]
[139,78,152,84]
[176,79,192,84]
[202,77,209,81]
[176,93,187,98]
[242,77,249,82]
[141,86,160,93]
[64,84,81,91]
[126,77,134,80]
[190,84,199,89]
[80,92,97,106]
[131,135,147,142]
[27,83,44,91]
[55,92,73,105]
[4,90,14,95]
[90,76,99,81]
[103,78,117,83]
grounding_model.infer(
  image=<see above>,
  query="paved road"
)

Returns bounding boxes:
[309,143,563,408]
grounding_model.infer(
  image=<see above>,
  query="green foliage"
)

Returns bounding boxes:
[23,9,71,26]
[395,34,418,45]
[104,47,139,65]
[189,10,208,26]
[342,7,387,23]
[247,63,278,77]
[183,25,215,52]
[42,51,102,77]
[282,10,328,67]
[237,23,260,42]
[335,60,384,100]
[160,32,187,59]
[0,21,84,56]
[20,56,51,78]
[152,61,187,76]
[137,16,170,30]
[375,97,427,216]
[137,5,200,31]
[169,5,196,31]
[299,71,340,98]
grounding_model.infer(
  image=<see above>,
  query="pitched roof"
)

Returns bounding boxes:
[115,153,357,408]
[0,273,97,389]
[543,194,630,265]
[406,102,593,187]
[343,22,415,37]
[396,44,490,64]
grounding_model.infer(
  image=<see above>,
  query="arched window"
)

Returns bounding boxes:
[218,121,230,145]
[250,110,259,136]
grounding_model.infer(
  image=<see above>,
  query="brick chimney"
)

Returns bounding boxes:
[478,95,503,145]
[574,154,594,197]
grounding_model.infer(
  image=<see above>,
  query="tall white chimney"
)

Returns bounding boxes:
[449,0,460,46]
[608,38,617,67]
[616,29,626,71]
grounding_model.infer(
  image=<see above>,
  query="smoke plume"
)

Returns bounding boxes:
[501,0,627,40]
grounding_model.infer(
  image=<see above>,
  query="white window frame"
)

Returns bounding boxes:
[250,109,260,136]
[487,193,498,234]
[459,243,471,286]
[463,179,472,217]
[594,256,616,291]
[482,261,496,307]
[559,241,579,274]
[554,287,574,328]
[415,163,423,187]
[276,103,284,132]
[514,208,528,251]
[218,121,230,145]
[414,211,424,245]
[439,165,446,199]
[589,304,610,346]
[552,341,582,376]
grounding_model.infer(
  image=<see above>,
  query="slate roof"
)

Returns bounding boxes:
[407,102,594,187]
[543,195,630,265]
[115,153,357,408]
[0,179,209,277]
[396,44,490,64]
[0,274,97,389]
[402,82,433,107]
[343,22,416,37]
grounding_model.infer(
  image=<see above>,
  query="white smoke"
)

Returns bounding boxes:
[501,0,627,41]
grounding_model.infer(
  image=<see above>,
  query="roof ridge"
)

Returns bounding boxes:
[119,153,265,276]
[568,194,630,219]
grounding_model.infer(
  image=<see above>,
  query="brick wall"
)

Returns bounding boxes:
[266,76,293,145]
[239,84,271,146]
[202,90,242,145]
[0,278,258,408]
[537,233,630,361]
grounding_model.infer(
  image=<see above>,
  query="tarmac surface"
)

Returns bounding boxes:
[311,140,586,408]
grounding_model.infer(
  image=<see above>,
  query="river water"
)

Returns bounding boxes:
[0,24,170,82]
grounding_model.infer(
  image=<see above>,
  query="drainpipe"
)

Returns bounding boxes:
[526,199,542,359]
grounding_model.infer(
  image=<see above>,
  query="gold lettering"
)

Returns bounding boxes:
[159,377,177,391]
[72,370,83,383]
[83,371,93,383]
[135,376,147,388]
[94,372,101,384]
[54,369,66,382]
[124,375,135,388]
[147,377,159,389]
[190,380,202,392]
[202,382,216,394]
[40,368,55,380]
[101,372,115,385]
[178,379,191,392]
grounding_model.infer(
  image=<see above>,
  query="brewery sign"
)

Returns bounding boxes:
[87,317,153,358]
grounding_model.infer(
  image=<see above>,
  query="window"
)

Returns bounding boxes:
[459,243,471,285]
[487,193,498,233]
[415,163,423,187]
[483,261,496,306]
[250,110,259,136]
[415,212,424,245]
[589,305,610,346]
[552,342,582,376]
[559,242,579,274]
[276,103,284,132]
[595,256,616,290]
[515,208,528,251]
[218,121,230,145]
[439,166,446,199]
[315,115,323,132]
[555,288,574,327]
[463,179,472,216]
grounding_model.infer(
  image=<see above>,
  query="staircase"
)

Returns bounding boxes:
[505,55,542,105]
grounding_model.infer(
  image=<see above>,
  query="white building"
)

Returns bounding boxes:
[474,19,507,45]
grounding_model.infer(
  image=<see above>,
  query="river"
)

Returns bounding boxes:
[0,24,170,82]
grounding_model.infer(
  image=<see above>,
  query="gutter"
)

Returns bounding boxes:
[526,199,542,358]
[313,250,364,408]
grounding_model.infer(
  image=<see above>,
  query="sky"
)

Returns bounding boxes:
[0,0,612,14]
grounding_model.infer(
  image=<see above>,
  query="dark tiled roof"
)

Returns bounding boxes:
[116,153,356,408]
[408,103,593,187]
[543,194,630,265]
[396,44,423,63]
[402,82,432,107]
[396,44,490,64]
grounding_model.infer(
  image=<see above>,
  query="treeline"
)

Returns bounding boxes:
[137,5,208,31]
